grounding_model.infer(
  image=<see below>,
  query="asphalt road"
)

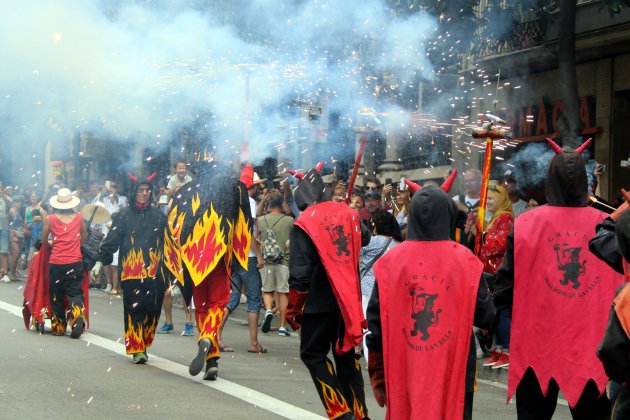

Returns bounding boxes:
[0,279,572,419]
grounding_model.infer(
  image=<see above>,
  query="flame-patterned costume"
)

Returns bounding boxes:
[97,174,167,355]
[163,160,252,372]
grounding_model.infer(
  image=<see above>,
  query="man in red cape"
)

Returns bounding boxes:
[286,166,370,420]
[493,138,624,419]
[366,181,495,420]
[22,244,90,332]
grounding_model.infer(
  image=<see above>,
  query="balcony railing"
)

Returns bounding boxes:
[472,15,545,59]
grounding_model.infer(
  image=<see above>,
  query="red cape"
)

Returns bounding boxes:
[373,241,482,420]
[509,206,624,407]
[294,201,364,354]
[22,246,90,330]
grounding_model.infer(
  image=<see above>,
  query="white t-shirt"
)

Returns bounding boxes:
[452,194,480,209]
[167,174,192,190]
[248,196,257,258]
[101,195,128,235]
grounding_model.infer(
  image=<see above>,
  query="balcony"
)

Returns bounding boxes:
[468,0,630,72]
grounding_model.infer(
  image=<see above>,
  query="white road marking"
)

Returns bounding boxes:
[0,300,324,420]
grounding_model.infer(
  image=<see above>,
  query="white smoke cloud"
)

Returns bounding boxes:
[0,0,436,185]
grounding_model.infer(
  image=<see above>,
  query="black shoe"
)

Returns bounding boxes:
[261,310,273,333]
[70,317,84,339]
[133,351,148,364]
[203,358,219,381]
[189,338,212,376]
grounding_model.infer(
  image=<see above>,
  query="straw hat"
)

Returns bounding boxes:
[81,202,111,224]
[50,188,81,210]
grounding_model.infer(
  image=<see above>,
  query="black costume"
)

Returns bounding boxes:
[97,175,167,355]
[287,168,370,420]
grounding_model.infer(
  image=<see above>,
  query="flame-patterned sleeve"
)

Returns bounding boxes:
[97,210,124,266]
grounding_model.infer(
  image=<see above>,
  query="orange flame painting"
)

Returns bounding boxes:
[181,205,226,286]
[316,378,351,419]
[197,306,223,359]
[232,208,252,270]
[147,247,161,278]
[125,315,145,354]
[121,248,147,280]
[163,232,184,284]
[191,193,201,216]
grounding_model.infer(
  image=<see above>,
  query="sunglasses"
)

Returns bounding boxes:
[366,186,379,191]
[137,187,151,193]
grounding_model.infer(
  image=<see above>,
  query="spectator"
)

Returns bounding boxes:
[0,184,12,283]
[24,192,46,262]
[503,170,527,217]
[349,188,364,211]
[470,183,514,370]
[359,191,403,242]
[8,196,26,280]
[41,188,88,338]
[166,159,192,197]
[391,185,411,238]
[101,181,127,295]
[218,166,267,354]
[452,169,482,250]
[259,194,294,337]
[359,211,400,360]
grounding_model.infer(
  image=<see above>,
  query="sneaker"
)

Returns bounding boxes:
[156,322,174,334]
[70,317,84,339]
[102,284,112,293]
[492,352,510,369]
[182,322,194,336]
[1,275,11,283]
[133,351,148,364]
[203,358,219,381]
[482,351,501,367]
[278,327,290,337]
[189,338,212,376]
[261,310,273,333]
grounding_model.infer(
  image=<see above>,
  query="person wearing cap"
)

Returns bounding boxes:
[40,188,88,338]
[502,170,527,217]
[492,139,623,419]
[91,173,167,364]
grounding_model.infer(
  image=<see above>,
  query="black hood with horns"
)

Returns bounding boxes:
[545,151,589,207]
[406,186,455,241]
[293,168,331,211]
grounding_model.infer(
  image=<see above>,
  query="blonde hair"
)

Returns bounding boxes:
[485,183,513,232]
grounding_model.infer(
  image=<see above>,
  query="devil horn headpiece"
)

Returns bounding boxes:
[575,138,592,156]
[404,178,421,193]
[127,172,138,183]
[286,169,304,180]
[440,168,457,193]
[546,137,592,155]
[146,172,157,182]
[546,138,564,154]
[622,189,630,205]
[315,161,325,173]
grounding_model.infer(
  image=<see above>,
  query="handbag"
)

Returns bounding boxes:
[81,209,102,271]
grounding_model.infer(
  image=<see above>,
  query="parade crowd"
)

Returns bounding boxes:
[7,139,630,420]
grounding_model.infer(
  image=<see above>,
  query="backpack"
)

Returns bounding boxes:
[261,216,286,263]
